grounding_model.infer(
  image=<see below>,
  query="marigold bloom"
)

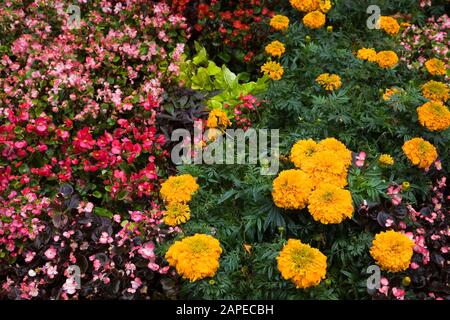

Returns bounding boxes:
[421,80,449,102]
[290,0,320,12]
[163,202,191,226]
[370,230,414,272]
[261,61,284,80]
[416,101,450,131]
[303,10,326,29]
[317,138,353,168]
[290,139,318,169]
[376,50,399,69]
[379,154,394,166]
[319,0,332,13]
[424,58,446,76]
[302,150,349,188]
[308,184,353,224]
[207,109,231,128]
[383,87,402,101]
[265,40,286,58]
[270,15,289,31]
[315,73,342,91]
[277,239,327,289]
[272,169,314,210]
[402,137,438,169]
[160,174,200,203]
[379,16,400,35]
[165,234,222,281]
[356,48,377,62]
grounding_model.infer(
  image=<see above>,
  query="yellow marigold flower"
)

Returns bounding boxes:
[383,87,402,101]
[317,138,352,168]
[270,15,289,31]
[402,137,438,169]
[277,239,327,289]
[370,230,414,272]
[261,61,284,80]
[417,101,450,131]
[303,10,326,29]
[265,40,286,58]
[307,183,353,224]
[272,169,314,210]
[163,202,191,226]
[379,16,400,35]
[160,174,200,204]
[302,150,349,188]
[165,234,222,281]
[319,0,332,13]
[376,50,399,69]
[379,154,394,166]
[290,139,318,169]
[315,73,342,91]
[356,48,377,62]
[425,58,446,76]
[290,0,320,12]
[421,80,449,102]
[207,108,231,128]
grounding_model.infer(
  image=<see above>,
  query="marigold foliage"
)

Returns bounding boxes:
[160,174,200,204]
[370,230,414,272]
[165,234,222,281]
[308,183,353,224]
[277,239,327,289]
[379,16,400,36]
[416,101,450,131]
[303,10,326,29]
[272,169,314,210]
[421,80,449,102]
[375,51,399,69]
[265,40,286,58]
[424,58,446,76]
[402,138,438,169]
[270,15,290,31]
[315,73,342,91]
[164,202,191,226]
[261,61,284,80]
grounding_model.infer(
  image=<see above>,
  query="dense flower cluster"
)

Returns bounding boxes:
[402,138,438,169]
[160,175,200,204]
[370,230,414,272]
[261,61,284,80]
[315,73,342,91]
[379,16,400,36]
[424,58,447,76]
[165,234,222,281]
[277,239,327,289]
[270,15,290,31]
[416,101,450,131]
[376,51,399,69]
[272,170,314,210]
[421,80,449,102]
[308,183,353,224]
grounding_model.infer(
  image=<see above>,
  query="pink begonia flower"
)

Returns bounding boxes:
[113,214,121,223]
[148,262,160,271]
[387,185,402,206]
[24,251,36,263]
[434,160,442,170]
[355,151,366,167]
[139,242,155,260]
[392,287,405,300]
[410,262,420,269]
[44,247,57,260]
[159,266,170,274]
[62,277,78,295]
[85,202,94,213]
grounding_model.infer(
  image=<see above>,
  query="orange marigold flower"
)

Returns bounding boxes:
[376,50,399,69]
[303,10,326,29]
[270,15,289,31]
[356,48,377,62]
[424,58,446,76]
[416,100,450,131]
[402,137,438,169]
[421,80,449,102]
[265,40,286,58]
[379,16,400,35]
